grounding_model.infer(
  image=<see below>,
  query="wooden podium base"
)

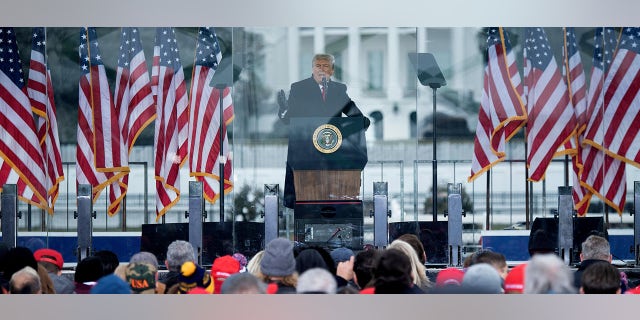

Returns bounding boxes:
[293,170,361,201]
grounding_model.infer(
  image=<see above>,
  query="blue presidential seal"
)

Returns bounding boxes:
[312,124,343,154]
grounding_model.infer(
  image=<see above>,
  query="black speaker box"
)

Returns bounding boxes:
[529,216,607,261]
[141,222,265,265]
[389,221,448,264]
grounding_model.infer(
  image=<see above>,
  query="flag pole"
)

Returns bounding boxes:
[215,85,226,223]
[525,130,530,230]
[564,155,569,186]
[485,169,490,230]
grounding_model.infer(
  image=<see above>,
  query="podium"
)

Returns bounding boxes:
[288,117,367,250]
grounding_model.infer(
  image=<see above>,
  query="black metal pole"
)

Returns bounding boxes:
[486,170,490,230]
[216,85,226,223]
[525,131,530,230]
[432,87,438,222]
[564,155,570,187]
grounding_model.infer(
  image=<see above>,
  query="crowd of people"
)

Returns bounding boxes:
[0,233,635,294]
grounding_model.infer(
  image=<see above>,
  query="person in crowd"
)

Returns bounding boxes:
[130,251,159,266]
[34,248,74,294]
[296,268,337,294]
[471,250,508,279]
[232,253,248,273]
[246,250,265,277]
[221,272,267,294]
[528,229,556,256]
[9,266,41,294]
[503,263,527,294]
[330,247,357,290]
[431,267,465,294]
[580,261,621,294]
[259,238,298,294]
[211,255,241,294]
[1,246,38,293]
[159,240,196,293]
[90,274,131,294]
[573,235,613,289]
[371,248,424,294]
[125,262,158,294]
[524,253,575,294]
[388,239,432,291]
[129,251,165,293]
[94,250,119,275]
[397,233,427,265]
[73,256,104,294]
[175,261,214,294]
[278,53,370,208]
[295,248,329,275]
[460,263,503,294]
[353,248,380,293]
[36,264,55,294]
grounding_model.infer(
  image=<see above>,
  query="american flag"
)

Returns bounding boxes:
[581,27,626,215]
[111,27,156,215]
[593,27,640,167]
[152,27,188,220]
[0,27,47,210]
[561,27,589,215]
[76,27,128,213]
[189,27,234,204]
[27,27,64,212]
[469,27,526,182]
[523,27,577,182]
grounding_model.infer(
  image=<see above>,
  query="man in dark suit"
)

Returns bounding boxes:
[278,53,370,208]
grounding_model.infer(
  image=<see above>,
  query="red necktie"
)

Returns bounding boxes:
[322,85,326,101]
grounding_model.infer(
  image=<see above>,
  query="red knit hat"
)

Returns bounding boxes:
[435,267,465,287]
[504,263,527,293]
[211,255,241,294]
[34,248,64,270]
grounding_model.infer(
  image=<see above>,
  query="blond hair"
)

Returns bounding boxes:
[388,239,432,290]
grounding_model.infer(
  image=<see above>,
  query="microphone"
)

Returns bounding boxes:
[321,76,327,90]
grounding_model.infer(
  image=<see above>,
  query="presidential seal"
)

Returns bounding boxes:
[312,124,342,154]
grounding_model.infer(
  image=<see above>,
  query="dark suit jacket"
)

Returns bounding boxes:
[283,76,366,122]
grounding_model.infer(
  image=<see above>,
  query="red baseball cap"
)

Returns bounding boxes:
[211,255,240,294]
[34,248,64,270]
[435,267,465,287]
[504,263,527,293]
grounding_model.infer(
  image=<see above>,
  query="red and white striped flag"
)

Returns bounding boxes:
[469,27,526,182]
[581,27,626,215]
[111,27,156,215]
[589,27,640,168]
[189,27,234,204]
[76,27,129,213]
[0,27,47,210]
[523,27,577,182]
[561,28,589,215]
[152,27,189,220]
[27,27,64,213]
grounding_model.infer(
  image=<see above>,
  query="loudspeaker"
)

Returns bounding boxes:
[389,221,448,264]
[529,217,607,261]
[140,223,189,263]
[572,217,607,261]
[141,222,265,266]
